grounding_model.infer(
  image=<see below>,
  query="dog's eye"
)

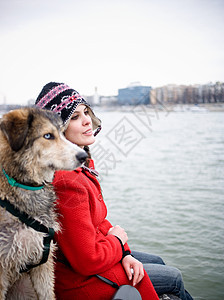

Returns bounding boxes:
[43,133,55,140]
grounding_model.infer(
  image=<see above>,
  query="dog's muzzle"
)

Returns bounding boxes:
[76,151,88,164]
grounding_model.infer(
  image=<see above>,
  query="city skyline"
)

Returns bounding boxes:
[1,81,223,108]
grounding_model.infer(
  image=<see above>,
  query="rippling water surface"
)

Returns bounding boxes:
[92,109,224,300]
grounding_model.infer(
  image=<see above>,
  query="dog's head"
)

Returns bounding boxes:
[0,107,87,183]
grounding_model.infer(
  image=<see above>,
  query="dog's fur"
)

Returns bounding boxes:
[0,108,86,300]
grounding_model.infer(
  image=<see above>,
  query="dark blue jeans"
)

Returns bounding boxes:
[132,251,193,300]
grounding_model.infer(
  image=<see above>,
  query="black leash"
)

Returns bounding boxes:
[95,274,142,299]
[0,197,55,273]
[95,274,119,289]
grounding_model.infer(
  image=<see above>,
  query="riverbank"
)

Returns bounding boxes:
[94,102,224,113]
[167,103,224,112]
[1,103,224,118]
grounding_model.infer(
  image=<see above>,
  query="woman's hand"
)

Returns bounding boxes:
[122,255,144,286]
[107,225,128,245]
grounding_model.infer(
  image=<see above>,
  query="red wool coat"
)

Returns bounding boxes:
[53,160,159,300]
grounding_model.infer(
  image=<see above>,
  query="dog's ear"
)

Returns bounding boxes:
[0,109,34,152]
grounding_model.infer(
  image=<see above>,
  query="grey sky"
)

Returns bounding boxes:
[0,0,223,104]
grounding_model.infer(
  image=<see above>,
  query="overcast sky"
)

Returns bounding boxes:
[0,0,223,105]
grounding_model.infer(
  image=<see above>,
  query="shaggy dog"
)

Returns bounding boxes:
[0,108,87,300]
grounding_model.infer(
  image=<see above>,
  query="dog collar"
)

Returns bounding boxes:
[2,168,44,191]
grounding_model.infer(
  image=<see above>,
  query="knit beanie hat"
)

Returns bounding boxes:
[35,82,101,136]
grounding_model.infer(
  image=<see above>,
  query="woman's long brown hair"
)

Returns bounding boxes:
[84,145,91,167]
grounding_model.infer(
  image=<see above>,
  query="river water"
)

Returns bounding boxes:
[91,107,224,300]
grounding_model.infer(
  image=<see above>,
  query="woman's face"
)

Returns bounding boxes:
[65,104,95,147]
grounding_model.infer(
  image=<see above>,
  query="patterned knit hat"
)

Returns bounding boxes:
[35,82,101,136]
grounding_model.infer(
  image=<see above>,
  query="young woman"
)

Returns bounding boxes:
[35,82,193,300]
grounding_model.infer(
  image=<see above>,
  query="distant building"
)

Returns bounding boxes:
[100,95,118,106]
[93,87,100,105]
[152,82,224,104]
[118,83,152,105]
[84,95,94,106]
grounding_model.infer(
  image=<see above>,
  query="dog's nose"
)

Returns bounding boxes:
[76,151,88,164]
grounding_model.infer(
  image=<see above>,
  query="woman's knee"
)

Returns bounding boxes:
[165,266,185,297]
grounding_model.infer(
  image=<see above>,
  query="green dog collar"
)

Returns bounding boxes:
[2,168,44,191]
